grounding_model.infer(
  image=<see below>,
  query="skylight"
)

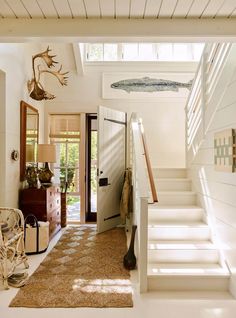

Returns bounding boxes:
[85,43,204,62]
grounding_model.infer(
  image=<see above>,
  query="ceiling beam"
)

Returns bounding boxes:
[1,18,236,42]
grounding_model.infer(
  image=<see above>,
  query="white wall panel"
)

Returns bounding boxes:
[190,164,236,187]
[215,80,236,110]
[190,171,236,207]
[0,43,44,207]
[187,43,236,289]
[208,103,236,131]
[191,148,214,165]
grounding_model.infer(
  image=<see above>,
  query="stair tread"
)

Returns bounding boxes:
[148,263,229,276]
[148,240,216,250]
[148,221,208,227]
[148,205,203,210]
[155,178,191,181]
[157,191,196,195]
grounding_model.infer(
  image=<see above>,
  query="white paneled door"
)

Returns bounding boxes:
[97,106,126,233]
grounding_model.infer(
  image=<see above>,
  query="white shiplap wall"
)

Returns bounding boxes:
[187,44,236,296]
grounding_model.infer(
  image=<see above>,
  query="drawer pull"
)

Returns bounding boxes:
[50,204,52,208]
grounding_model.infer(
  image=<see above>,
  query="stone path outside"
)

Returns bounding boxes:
[67,193,97,221]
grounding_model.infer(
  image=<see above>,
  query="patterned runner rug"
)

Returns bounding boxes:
[10,226,133,308]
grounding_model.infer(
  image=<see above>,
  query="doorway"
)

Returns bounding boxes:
[86,114,97,222]
[50,114,81,222]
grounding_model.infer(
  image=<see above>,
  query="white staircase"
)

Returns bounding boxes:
[147,168,229,291]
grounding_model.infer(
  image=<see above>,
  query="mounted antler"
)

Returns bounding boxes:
[38,65,69,86]
[28,46,69,101]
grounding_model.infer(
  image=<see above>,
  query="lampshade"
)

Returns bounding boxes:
[26,144,35,162]
[37,144,56,163]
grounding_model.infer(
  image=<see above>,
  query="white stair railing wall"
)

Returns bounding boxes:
[185,42,234,282]
[185,43,232,151]
[130,113,149,292]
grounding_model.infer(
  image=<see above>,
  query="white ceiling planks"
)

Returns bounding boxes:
[52,0,72,18]
[68,0,86,18]
[200,0,224,18]
[84,0,101,18]
[36,0,58,18]
[130,0,146,18]
[1,0,236,20]
[215,0,236,17]
[21,0,44,18]
[231,8,236,17]
[100,0,115,18]
[144,0,162,18]
[0,0,16,17]
[158,0,178,18]
[187,0,210,18]
[172,0,193,18]
[5,0,29,18]
[116,0,130,18]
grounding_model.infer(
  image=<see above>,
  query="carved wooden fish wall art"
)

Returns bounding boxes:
[111,77,193,93]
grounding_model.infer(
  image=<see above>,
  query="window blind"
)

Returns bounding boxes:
[50,114,80,138]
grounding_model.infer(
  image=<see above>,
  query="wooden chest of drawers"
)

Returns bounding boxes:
[19,185,61,239]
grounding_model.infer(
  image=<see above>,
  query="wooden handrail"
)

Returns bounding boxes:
[139,121,158,203]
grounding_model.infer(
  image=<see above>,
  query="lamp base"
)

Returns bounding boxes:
[38,162,54,185]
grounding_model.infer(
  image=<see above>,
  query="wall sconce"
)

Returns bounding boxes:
[37,144,56,185]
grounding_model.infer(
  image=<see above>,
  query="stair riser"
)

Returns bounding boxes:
[155,180,191,191]
[148,276,229,291]
[153,168,187,179]
[148,250,219,263]
[148,210,204,222]
[148,227,210,241]
[157,194,196,205]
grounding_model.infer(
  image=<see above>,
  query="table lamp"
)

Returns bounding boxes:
[37,144,56,185]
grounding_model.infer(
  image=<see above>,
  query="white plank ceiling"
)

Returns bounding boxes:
[0,0,236,19]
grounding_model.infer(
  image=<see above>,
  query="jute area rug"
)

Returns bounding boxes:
[10,226,133,308]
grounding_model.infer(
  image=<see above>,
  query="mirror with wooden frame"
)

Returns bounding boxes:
[20,101,39,181]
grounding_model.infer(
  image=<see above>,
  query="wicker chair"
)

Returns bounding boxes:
[0,207,29,289]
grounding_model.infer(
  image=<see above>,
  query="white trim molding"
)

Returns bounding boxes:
[1,18,236,42]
